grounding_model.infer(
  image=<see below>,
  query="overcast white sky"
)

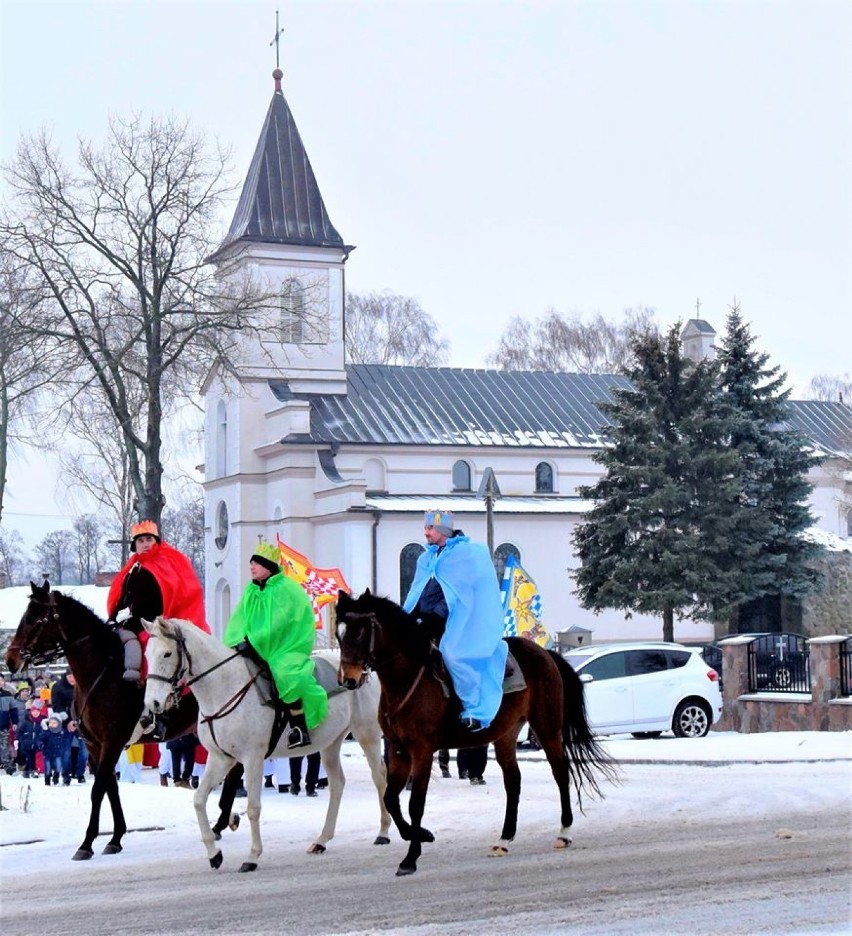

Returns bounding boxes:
[1,0,851,545]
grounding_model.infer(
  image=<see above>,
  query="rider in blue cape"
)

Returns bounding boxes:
[403,509,508,731]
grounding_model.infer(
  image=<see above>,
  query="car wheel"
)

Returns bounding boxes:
[630,732,663,740]
[772,664,793,689]
[672,700,711,738]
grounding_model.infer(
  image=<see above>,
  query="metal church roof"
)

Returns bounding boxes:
[214,77,345,255]
[269,364,852,454]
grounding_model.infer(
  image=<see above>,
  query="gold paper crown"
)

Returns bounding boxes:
[130,520,159,540]
[253,541,281,567]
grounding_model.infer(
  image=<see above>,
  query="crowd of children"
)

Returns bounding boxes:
[0,670,89,785]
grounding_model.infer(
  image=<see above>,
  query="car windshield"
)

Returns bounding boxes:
[564,650,597,668]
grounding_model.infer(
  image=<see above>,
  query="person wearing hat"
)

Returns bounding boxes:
[403,509,508,732]
[224,542,327,749]
[107,520,210,683]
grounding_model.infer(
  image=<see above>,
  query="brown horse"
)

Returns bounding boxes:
[5,581,241,861]
[335,589,617,877]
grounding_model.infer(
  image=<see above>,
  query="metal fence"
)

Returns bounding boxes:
[746,633,810,693]
[840,637,852,698]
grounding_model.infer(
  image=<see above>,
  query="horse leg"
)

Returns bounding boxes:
[213,763,244,838]
[395,751,434,877]
[72,759,110,860]
[305,736,345,854]
[353,727,391,845]
[238,757,264,873]
[537,727,575,848]
[197,751,234,870]
[383,747,414,841]
[489,734,522,858]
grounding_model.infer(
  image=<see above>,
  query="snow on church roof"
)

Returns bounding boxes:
[270,365,852,455]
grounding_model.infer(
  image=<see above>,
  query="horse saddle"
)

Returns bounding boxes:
[503,651,526,695]
[240,647,345,708]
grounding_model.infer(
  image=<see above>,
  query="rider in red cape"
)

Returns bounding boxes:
[107,520,210,683]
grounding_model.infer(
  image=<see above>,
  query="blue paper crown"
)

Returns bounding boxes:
[425,509,454,530]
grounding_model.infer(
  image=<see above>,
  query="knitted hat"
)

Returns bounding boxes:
[130,520,160,551]
[250,541,281,576]
[424,509,455,537]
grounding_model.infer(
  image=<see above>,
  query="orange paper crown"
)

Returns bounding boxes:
[130,520,160,540]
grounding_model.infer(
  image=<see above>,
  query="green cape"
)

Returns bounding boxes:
[224,573,327,729]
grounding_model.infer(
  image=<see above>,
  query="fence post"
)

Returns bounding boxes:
[716,636,751,732]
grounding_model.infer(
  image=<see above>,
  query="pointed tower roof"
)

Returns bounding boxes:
[213,69,347,257]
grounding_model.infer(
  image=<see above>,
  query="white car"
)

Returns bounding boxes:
[563,642,723,739]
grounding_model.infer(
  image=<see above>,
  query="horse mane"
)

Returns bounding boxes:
[52,589,115,637]
[347,591,435,661]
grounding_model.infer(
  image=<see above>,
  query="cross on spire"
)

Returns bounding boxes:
[270,9,285,69]
[695,298,702,316]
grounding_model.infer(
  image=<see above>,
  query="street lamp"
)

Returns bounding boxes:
[477,467,502,559]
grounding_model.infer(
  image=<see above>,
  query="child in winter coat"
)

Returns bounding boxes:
[39,713,67,786]
[15,702,44,778]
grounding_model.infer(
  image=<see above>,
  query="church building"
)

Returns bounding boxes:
[202,69,852,647]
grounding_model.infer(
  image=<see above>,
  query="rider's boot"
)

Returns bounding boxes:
[117,628,143,682]
[287,701,311,749]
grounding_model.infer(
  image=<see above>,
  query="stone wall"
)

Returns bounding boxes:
[802,550,852,637]
[716,635,852,733]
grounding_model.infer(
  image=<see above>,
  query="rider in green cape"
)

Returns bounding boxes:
[224,542,327,748]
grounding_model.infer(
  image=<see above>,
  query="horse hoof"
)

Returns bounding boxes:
[554,836,572,849]
[210,851,223,870]
[488,845,509,857]
[72,848,94,861]
[229,813,240,832]
[306,843,326,854]
[395,865,416,877]
[418,828,435,843]
[239,862,258,873]
[213,828,223,841]
[374,835,391,846]
[103,843,123,855]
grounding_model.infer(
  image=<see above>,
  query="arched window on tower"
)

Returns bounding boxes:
[452,460,472,491]
[399,543,425,601]
[280,278,306,344]
[215,400,227,478]
[493,542,521,583]
[535,461,554,493]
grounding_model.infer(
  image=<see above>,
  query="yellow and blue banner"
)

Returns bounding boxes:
[500,554,550,647]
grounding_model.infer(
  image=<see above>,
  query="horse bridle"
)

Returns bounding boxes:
[17,591,86,667]
[146,627,262,729]
[338,611,379,685]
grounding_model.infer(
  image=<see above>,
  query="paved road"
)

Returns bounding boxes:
[7,758,850,935]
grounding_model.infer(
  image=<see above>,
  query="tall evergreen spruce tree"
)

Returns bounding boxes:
[573,325,737,641]
[714,306,821,619]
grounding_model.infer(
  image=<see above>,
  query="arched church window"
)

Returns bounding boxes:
[535,461,554,493]
[215,400,227,478]
[280,278,306,344]
[493,542,521,583]
[452,460,471,491]
[214,501,229,550]
[399,543,424,601]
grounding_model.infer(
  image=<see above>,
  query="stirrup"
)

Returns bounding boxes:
[287,726,310,749]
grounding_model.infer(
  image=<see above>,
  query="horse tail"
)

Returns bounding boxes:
[548,649,619,806]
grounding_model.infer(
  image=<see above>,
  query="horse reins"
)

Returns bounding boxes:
[148,627,262,750]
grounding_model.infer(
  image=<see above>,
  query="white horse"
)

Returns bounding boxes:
[142,617,391,873]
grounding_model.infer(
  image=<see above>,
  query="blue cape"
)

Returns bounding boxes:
[404,535,508,726]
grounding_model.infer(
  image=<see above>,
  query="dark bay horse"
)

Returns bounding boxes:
[335,589,617,877]
[5,581,241,861]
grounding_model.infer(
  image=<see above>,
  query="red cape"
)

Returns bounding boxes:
[107,542,210,633]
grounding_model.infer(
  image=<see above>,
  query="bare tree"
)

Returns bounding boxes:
[0,527,30,587]
[0,249,63,523]
[72,514,104,585]
[345,291,450,366]
[162,486,205,581]
[807,373,852,404]
[1,116,279,527]
[33,529,76,585]
[486,306,657,373]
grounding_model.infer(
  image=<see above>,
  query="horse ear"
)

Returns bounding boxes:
[140,618,155,634]
[362,588,372,597]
